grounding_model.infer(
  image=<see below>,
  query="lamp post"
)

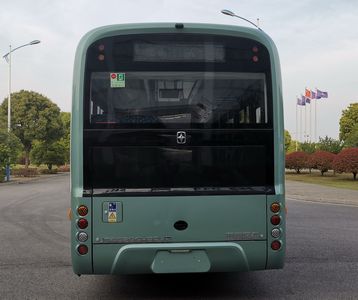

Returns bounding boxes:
[221,9,262,31]
[2,40,41,181]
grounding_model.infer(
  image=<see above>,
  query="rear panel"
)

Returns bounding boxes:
[71,23,285,274]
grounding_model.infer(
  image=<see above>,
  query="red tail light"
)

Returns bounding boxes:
[270,215,281,226]
[271,240,281,251]
[77,244,88,255]
[77,218,88,229]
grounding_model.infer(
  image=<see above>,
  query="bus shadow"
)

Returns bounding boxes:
[105,271,269,299]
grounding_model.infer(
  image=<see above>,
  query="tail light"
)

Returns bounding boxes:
[271,228,281,238]
[270,202,281,213]
[271,240,281,251]
[77,218,88,229]
[77,231,88,242]
[77,244,88,255]
[270,215,281,226]
[77,205,88,216]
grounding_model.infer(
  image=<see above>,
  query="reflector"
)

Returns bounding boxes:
[77,244,88,255]
[271,240,281,251]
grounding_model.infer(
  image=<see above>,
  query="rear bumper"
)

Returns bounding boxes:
[91,241,267,274]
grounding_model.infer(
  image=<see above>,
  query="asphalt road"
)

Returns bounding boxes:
[1,174,358,299]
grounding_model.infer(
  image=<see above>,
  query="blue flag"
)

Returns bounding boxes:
[297,96,306,106]
[316,89,328,99]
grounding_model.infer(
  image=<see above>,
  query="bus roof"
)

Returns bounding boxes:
[76,22,278,56]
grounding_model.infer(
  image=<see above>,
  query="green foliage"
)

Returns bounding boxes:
[300,141,316,154]
[0,143,10,170]
[339,103,358,142]
[60,112,70,164]
[317,136,343,154]
[284,130,292,152]
[287,140,299,153]
[344,123,358,147]
[0,129,23,167]
[30,140,66,170]
[0,90,64,167]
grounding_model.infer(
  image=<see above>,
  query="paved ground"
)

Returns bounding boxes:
[1,174,358,299]
[286,179,358,206]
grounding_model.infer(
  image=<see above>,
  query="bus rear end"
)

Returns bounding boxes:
[71,23,285,275]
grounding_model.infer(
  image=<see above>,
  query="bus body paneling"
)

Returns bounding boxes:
[71,23,285,275]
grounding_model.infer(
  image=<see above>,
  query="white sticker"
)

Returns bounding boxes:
[110,72,125,88]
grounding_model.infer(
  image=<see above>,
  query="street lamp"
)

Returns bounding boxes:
[2,40,41,181]
[221,9,262,31]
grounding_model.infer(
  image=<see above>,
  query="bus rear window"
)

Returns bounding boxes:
[89,72,267,128]
[85,33,272,129]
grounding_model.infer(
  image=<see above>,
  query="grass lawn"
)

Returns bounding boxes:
[286,170,358,191]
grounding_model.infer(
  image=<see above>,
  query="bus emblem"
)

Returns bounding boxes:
[177,131,186,144]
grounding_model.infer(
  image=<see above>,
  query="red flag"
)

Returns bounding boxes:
[305,88,311,98]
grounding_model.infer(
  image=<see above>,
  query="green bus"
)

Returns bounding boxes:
[71,23,285,275]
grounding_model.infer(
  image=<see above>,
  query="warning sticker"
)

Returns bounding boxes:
[108,212,117,223]
[110,72,125,88]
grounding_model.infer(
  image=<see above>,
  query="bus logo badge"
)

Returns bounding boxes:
[177,131,186,144]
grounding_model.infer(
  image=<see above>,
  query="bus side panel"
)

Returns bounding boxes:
[71,196,93,274]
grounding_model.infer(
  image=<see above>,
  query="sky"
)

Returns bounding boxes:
[0,0,357,140]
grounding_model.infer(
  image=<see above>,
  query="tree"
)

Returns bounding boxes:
[316,136,343,154]
[344,123,358,147]
[285,151,309,174]
[309,151,336,176]
[0,129,23,168]
[333,148,358,180]
[0,90,64,167]
[300,141,316,154]
[60,112,70,164]
[339,103,358,142]
[30,140,66,170]
[284,130,292,152]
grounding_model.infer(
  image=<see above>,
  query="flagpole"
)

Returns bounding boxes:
[295,101,298,150]
[315,91,317,142]
[304,103,307,142]
[309,101,312,142]
[300,105,302,142]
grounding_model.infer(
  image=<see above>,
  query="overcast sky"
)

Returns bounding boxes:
[1,0,357,140]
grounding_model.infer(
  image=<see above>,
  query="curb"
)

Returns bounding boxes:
[0,172,69,186]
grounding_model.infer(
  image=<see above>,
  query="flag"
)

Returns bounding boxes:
[297,96,306,106]
[305,88,311,98]
[311,91,317,99]
[316,89,328,99]
[305,97,311,104]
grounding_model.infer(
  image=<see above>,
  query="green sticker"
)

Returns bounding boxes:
[110,72,125,88]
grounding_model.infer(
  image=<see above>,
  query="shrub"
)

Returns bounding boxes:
[285,151,310,173]
[12,168,39,177]
[39,168,58,174]
[58,165,70,172]
[309,151,336,176]
[333,148,358,180]
[0,168,5,182]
